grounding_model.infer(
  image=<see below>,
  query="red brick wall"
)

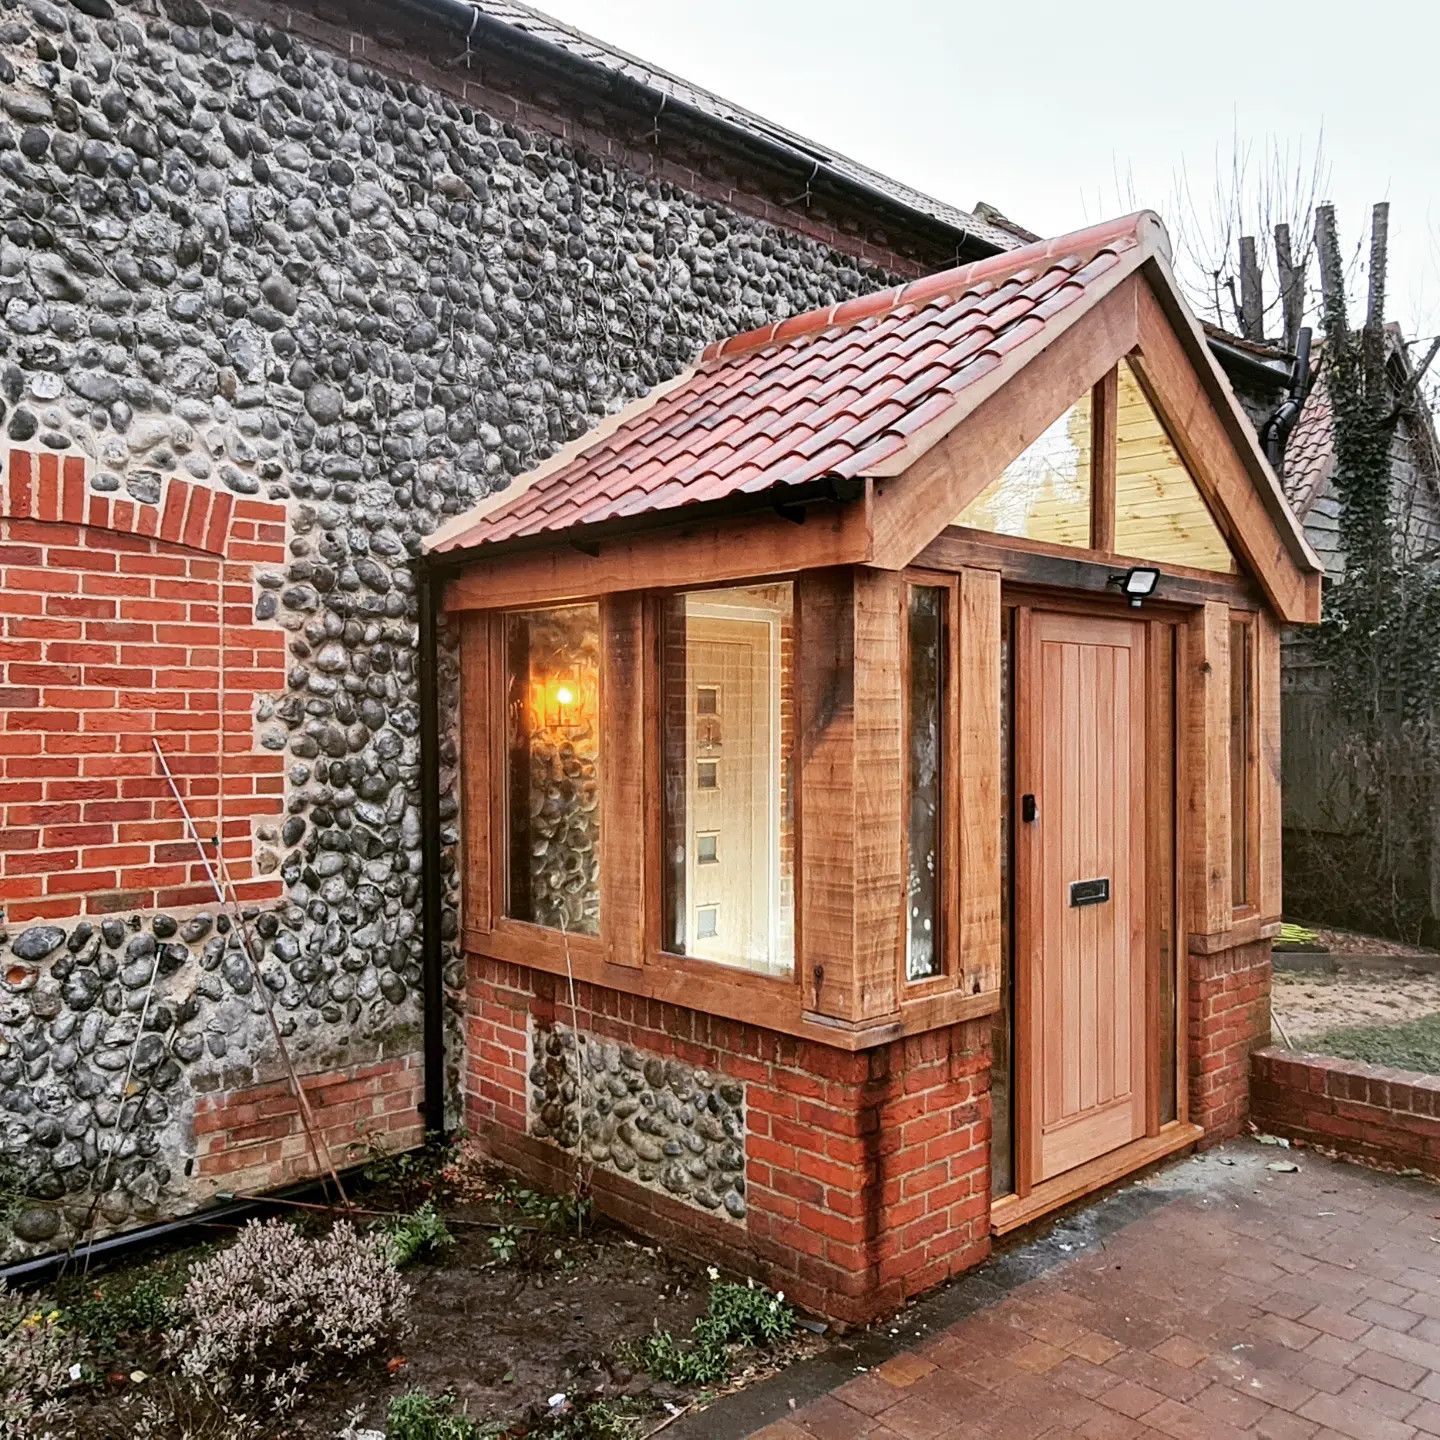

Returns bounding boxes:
[0,451,287,921]
[464,956,991,1324]
[1189,939,1272,1142]
[1251,1047,1440,1178]
[191,1055,425,1199]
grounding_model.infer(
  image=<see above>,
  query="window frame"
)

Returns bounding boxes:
[899,570,962,998]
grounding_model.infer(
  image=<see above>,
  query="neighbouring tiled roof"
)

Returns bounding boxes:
[465,0,1019,252]
[1284,359,1335,517]
[429,213,1165,553]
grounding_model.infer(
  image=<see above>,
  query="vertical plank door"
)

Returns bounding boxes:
[1019,610,1148,1184]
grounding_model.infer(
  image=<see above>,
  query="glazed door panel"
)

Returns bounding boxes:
[684,617,772,970]
[1020,610,1148,1184]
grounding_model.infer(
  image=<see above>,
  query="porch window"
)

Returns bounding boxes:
[1230,617,1254,908]
[1114,361,1235,574]
[504,603,601,936]
[905,586,946,980]
[660,583,795,977]
[954,395,1092,547]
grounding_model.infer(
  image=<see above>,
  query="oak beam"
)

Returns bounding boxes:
[956,567,1002,998]
[1185,602,1232,941]
[441,504,871,612]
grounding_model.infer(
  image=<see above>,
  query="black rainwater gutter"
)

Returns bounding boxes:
[385,0,1001,265]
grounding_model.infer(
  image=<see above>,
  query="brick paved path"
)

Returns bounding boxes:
[748,1141,1440,1440]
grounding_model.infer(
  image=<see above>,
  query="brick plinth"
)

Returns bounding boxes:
[1252,1046,1440,1177]
[1189,938,1272,1142]
[464,957,992,1324]
[190,1055,424,1199]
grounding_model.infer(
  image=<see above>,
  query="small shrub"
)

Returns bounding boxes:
[168,1218,408,1395]
[62,1272,177,1352]
[382,1201,456,1268]
[501,1184,592,1237]
[623,1274,795,1387]
[1,1280,78,1438]
[486,1224,521,1267]
[538,1399,639,1438]
[434,1134,497,1207]
[699,1279,796,1348]
[357,1139,449,1209]
[387,1388,495,1440]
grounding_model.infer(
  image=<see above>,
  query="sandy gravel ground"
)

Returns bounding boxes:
[1272,963,1440,1040]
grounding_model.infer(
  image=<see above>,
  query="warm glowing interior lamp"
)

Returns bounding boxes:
[555,685,575,707]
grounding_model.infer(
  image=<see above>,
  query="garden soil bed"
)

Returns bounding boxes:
[52,1151,820,1440]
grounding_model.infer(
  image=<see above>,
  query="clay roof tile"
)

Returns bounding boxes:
[430,212,1171,554]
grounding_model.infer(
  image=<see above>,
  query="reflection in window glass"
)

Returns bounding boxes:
[1115,361,1235,573]
[992,608,1014,1196]
[906,587,945,981]
[662,583,794,977]
[955,395,1092,547]
[1230,619,1252,908]
[504,604,601,935]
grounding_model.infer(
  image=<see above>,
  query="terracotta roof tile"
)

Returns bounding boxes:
[428,212,1172,554]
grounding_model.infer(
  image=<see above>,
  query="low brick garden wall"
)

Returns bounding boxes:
[1251,1045,1440,1176]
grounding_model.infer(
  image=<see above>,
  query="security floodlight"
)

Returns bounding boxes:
[1110,566,1160,608]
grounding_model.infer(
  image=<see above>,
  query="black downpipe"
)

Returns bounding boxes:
[1262,327,1313,473]
[385,0,998,265]
[416,557,447,1139]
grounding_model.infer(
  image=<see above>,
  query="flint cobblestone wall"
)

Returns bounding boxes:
[0,0,905,1259]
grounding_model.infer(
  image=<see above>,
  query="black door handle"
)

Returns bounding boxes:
[1021,794,1038,823]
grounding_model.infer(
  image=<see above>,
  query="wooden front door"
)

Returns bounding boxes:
[1017,610,1148,1184]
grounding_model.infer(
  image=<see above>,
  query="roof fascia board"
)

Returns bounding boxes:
[439,499,872,612]
[865,272,1143,571]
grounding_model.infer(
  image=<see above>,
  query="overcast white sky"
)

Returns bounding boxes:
[534,0,1440,350]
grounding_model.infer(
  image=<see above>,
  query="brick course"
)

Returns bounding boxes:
[1251,1045,1440,1177]
[191,1054,424,1199]
[464,956,992,1324]
[0,451,287,921]
[1188,939,1273,1142]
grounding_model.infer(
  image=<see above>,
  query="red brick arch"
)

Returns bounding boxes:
[0,450,289,923]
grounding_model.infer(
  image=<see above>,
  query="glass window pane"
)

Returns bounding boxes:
[955,395,1092,547]
[992,607,1014,1196]
[1230,619,1252,907]
[1115,361,1236,573]
[662,583,794,977]
[504,604,600,935]
[906,586,945,981]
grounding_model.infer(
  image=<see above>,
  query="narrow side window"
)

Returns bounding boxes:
[906,585,946,980]
[504,603,601,935]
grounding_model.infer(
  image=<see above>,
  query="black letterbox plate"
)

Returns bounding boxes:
[1069,878,1110,907]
